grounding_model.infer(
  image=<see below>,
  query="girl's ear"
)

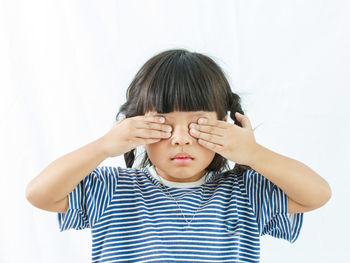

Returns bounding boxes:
[223,115,228,122]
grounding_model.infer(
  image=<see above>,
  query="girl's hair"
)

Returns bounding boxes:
[116,48,251,175]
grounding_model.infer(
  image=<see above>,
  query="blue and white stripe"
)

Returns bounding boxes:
[57,166,303,262]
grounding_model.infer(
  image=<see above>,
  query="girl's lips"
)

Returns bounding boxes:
[171,157,193,165]
[172,152,193,159]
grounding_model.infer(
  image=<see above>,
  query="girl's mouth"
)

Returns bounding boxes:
[171,157,194,164]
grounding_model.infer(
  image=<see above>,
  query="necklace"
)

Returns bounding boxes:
[156,170,208,230]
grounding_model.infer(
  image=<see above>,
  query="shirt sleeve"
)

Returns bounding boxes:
[242,169,303,243]
[57,166,119,232]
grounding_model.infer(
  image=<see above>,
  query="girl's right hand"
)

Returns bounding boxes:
[98,115,172,158]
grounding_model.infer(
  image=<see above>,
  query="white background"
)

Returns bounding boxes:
[1,0,349,262]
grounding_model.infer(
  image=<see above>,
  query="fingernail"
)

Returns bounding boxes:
[198,118,206,124]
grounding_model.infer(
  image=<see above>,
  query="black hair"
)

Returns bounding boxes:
[115,48,252,175]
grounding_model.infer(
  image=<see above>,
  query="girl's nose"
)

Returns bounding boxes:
[170,125,194,146]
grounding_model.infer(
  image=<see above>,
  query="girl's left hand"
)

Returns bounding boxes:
[189,112,259,167]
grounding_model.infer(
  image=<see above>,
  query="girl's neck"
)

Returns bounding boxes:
[147,166,208,189]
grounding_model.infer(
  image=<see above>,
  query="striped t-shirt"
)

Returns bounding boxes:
[57,165,303,262]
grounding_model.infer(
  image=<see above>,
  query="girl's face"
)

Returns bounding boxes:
[144,110,226,182]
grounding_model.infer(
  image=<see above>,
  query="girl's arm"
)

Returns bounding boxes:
[25,138,108,212]
[188,112,331,214]
[249,143,332,213]
[25,115,172,213]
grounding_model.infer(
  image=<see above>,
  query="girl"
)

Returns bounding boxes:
[26,49,331,262]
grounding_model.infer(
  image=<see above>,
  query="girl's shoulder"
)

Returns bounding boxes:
[93,165,150,179]
[207,167,264,188]
[211,166,254,178]
[95,165,146,173]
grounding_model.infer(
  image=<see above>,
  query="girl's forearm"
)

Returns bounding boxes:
[249,143,332,209]
[25,138,109,209]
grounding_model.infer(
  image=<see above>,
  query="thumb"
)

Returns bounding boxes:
[235,112,252,130]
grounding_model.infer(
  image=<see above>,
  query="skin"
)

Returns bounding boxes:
[144,110,332,214]
[143,110,226,183]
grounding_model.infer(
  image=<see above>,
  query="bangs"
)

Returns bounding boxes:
[141,51,219,114]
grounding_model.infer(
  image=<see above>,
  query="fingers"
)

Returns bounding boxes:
[196,118,230,129]
[190,128,224,146]
[141,138,162,144]
[140,115,166,124]
[135,129,171,140]
[189,123,225,137]
[234,112,252,130]
[132,115,172,141]
[140,120,172,133]
[135,115,170,130]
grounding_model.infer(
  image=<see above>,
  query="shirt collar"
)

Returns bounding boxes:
[147,165,208,189]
